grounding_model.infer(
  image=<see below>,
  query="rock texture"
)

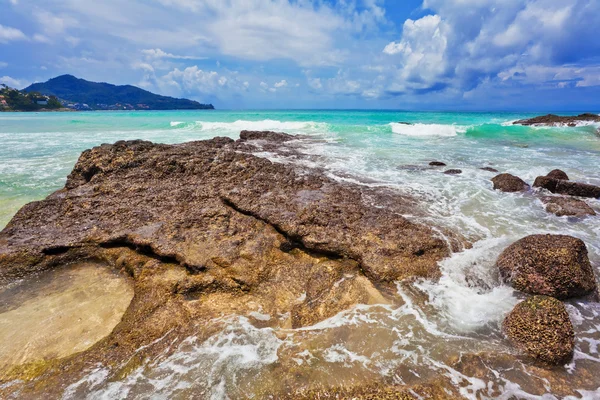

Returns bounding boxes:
[503,296,574,365]
[444,169,462,175]
[480,167,499,173]
[497,234,597,299]
[546,169,569,181]
[429,161,446,167]
[513,113,600,126]
[533,176,600,198]
[541,196,596,217]
[491,173,530,192]
[0,132,461,396]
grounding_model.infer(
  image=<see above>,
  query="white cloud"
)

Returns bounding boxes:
[380,0,600,94]
[0,76,25,88]
[383,15,449,92]
[0,62,8,68]
[0,24,27,43]
[141,48,205,60]
[274,80,288,88]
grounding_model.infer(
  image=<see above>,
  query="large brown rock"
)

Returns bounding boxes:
[503,296,574,365]
[541,196,596,217]
[546,169,569,180]
[534,176,600,198]
[491,173,530,192]
[497,234,597,299]
[0,132,461,396]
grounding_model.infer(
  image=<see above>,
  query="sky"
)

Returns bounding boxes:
[1,0,600,110]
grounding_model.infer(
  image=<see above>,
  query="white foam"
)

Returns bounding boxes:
[195,119,329,134]
[170,121,185,127]
[389,123,465,137]
[414,237,520,333]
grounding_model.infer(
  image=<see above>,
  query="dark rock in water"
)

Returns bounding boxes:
[0,131,463,393]
[444,169,462,175]
[491,174,530,192]
[429,161,447,167]
[513,113,600,126]
[503,296,574,365]
[541,196,596,217]
[497,234,597,299]
[533,176,600,198]
[240,130,296,142]
[480,167,499,173]
[546,169,569,180]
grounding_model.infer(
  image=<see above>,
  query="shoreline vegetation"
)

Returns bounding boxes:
[1,75,214,112]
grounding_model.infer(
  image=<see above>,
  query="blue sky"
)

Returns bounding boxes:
[1,0,599,110]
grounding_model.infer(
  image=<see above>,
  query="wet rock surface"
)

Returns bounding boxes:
[541,196,596,217]
[546,169,569,180]
[513,113,600,126]
[480,167,499,173]
[503,296,574,365]
[497,234,597,299]
[491,173,530,192]
[533,176,600,198]
[444,169,462,175]
[0,132,459,396]
[429,161,446,167]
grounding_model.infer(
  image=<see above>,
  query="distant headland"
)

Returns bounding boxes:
[0,75,214,112]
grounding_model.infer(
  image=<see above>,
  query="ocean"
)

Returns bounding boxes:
[1,110,599,398]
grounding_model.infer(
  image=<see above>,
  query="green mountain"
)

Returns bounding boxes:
[24,75,214,110]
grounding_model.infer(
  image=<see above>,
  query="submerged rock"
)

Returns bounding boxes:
[444,169,462,175]
[541,196,596,217]
[503,296,574,365]
[546,169,569,181]
[0,132,460,395]
[513,113,600,126]
[491,173,530,192]
[533,176,600,198]
[429,161,447,167]
[480,167,499,173]
[497,234,597,299]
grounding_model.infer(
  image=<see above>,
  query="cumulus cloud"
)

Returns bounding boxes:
[0,24,27,43]
[383,0,600,94]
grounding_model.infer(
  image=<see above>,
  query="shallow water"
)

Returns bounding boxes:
[0,263,133,372]
[0,110,599,398]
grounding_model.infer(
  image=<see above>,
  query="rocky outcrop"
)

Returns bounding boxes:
[541,196,596,217]
[0,132,460,395]
[533,176,600,198]
[497,234,597,299]
[491,173,530,192]
[444,169,462,175]
[513,113,600,126]
[503,296,574,365]
[546,169,569,180]
[429,161,446,167]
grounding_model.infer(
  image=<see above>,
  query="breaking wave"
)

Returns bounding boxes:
[389,123,466,137]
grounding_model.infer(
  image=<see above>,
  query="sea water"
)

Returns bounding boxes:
[1,110,599,398]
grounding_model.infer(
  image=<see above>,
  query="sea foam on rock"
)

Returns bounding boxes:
[0,131,463,396]
[497,234,597,300]
[503,295,574,365]
[533,176,600,198]
[541,196,596,217]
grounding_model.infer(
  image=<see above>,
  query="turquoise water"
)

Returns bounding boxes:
[1,110,600,398]
[1,110,599,228]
